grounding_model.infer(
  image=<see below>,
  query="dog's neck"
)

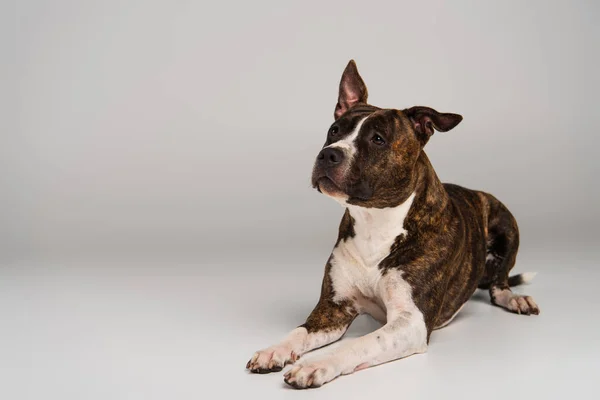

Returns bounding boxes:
[343,152,449,262]
[345,195,415,267]
[410,152,450,225]
[347,192,416,244]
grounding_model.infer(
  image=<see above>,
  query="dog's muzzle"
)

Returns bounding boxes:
[316,147,344,168]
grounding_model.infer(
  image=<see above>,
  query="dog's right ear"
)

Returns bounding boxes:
[334,60,368,120]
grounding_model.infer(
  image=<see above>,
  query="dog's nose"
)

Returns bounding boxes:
[317,147,344,166]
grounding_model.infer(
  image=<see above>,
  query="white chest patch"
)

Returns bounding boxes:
[329,193,416,304]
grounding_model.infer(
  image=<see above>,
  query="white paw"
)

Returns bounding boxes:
[246,346,298,374]
[492,288,540,316]
[283,360,341,389]
[507,295,540,315]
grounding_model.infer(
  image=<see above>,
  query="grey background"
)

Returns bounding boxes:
[3,1,599,399]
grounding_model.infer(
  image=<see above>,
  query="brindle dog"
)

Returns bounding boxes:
[246,60,539,389]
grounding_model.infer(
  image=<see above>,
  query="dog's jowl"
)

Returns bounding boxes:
[246,60,539,389]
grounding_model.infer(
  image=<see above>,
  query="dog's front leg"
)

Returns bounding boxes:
[246,267,357,374]
[283,272,428,389]
[283,307,427,388]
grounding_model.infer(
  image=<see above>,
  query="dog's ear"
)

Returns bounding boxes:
[334,60,368,120]
[404,106,463,145]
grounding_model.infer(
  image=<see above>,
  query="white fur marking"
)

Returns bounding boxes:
[520,272,537,284]
[329,193,416,303]
[325,116,368,158]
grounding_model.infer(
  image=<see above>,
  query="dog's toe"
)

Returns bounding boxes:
[246,347,297,374]
[506,294,540,315]
[492,288,540,316]
[283,362,338,389]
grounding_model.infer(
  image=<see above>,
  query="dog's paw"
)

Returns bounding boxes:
[246,346,299,374]
[283,361,340,389]
[491,288,540,316]
[506,295,540,315]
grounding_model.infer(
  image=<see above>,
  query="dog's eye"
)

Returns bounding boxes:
[371,134,386,146]
[329,126,339,136]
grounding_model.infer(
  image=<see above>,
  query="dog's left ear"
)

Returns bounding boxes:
[404,106,463,145]
[334,60,368,120]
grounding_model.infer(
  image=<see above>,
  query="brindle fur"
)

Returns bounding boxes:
[247,60,537,378]
[307,60,534,340]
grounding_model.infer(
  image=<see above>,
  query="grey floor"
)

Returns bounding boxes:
[2,243,598,400]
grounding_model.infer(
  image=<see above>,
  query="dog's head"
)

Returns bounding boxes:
[311,60,463,208]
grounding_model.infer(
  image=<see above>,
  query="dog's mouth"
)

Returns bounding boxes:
[314,176,345,196]
[313,175,374,203]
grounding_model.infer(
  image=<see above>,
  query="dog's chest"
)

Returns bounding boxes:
[329,194,415,303]
[329,235,390,301]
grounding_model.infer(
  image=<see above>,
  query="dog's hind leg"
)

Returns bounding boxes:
[478,193,540,315]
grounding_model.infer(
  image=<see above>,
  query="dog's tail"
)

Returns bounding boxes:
[507,272,537,287]
[478,272,537,290]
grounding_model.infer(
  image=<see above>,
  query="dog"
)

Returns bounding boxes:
[246,60,539,389]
